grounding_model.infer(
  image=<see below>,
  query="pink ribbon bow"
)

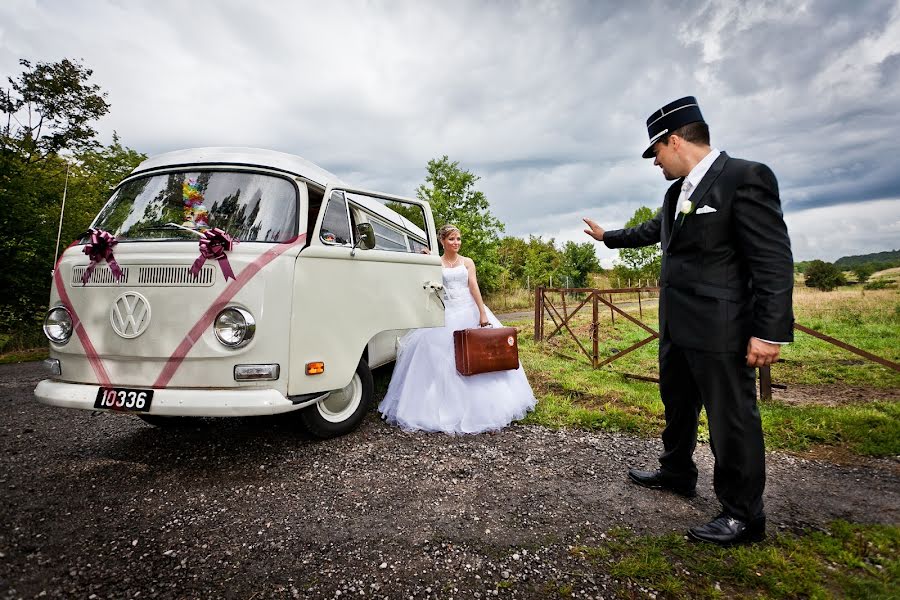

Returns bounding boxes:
[82,228,123,285]
[190,228,238,281]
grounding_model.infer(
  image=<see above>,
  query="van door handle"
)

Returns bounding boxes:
[424,281,445,309]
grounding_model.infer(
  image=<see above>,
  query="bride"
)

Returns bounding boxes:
[379,224,537,434]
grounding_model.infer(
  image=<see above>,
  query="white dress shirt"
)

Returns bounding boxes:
[675,148,720,222]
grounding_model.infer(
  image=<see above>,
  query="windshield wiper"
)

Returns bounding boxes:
[140,223,205,237]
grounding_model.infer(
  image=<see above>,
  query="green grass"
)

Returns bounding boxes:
[571,521,899,599]
[0,347,48,364]
[507,287,900,458]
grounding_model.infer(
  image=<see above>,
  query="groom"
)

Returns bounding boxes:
[583,96,794,545]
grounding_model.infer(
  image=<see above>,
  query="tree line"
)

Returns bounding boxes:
[1,59,145,342]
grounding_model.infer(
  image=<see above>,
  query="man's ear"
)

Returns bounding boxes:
[669,134,681,152]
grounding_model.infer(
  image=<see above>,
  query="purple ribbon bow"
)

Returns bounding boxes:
[190,228,238,281]
[82,228,123,285]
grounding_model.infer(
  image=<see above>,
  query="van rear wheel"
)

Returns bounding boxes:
[300,358,373,438]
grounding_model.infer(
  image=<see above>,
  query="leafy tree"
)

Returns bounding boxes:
[852,264,875,283]
[558,241,602,288]
[523,236,561,287]
[416,156,505,291]
[804,260,846,291]
[2,58,110,161]
[0,59,143,335]
[497,235,528,284]
[612,206,661,285]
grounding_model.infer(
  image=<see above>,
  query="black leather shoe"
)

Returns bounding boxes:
[627,468,696,497]
[688,513,766,546]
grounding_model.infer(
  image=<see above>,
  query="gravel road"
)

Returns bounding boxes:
[2,361,897,599]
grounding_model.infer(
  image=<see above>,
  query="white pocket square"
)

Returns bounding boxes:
[696,205,717,214]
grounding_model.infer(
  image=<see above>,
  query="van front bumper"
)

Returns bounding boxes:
[34,379,303,417]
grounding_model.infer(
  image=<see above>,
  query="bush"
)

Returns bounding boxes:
[804,260,846,291]
[864,279,894,290]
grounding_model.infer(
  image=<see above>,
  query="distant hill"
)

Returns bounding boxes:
[794,250,900,274]
[834,250,900,268]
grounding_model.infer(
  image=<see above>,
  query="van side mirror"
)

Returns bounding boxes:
[355,223,376,250]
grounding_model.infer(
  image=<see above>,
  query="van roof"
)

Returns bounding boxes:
[130,147,346,187]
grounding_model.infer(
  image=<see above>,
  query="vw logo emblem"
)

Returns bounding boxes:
[110,292,151,338]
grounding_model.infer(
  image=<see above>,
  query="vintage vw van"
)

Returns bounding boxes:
[34,147,446,437]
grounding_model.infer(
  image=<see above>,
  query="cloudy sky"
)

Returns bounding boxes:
[2,0,899,265]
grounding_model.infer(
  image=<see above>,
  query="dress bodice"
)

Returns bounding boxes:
[442,265,473,305]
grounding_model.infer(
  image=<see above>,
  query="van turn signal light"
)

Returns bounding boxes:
[306,361,325,375]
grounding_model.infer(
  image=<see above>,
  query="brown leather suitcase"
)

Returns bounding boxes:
[453,326,519,376]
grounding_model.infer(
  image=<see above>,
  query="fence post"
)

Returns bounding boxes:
[638,290,643,319]
[759,366,772,400]
[534,286,543,342]
[592,290,599,368]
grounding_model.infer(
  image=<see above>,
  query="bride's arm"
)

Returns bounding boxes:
[464,257,490,326]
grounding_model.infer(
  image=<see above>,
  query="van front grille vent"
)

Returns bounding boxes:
[71,266,131,285]
[72,265,215,287]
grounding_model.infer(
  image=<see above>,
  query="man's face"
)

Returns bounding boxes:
[652,138,679,181]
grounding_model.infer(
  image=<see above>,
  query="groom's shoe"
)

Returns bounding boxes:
[627,468,696,498]
[688,513,766,546]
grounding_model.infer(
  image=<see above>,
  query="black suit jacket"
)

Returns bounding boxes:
[604,152,794,353]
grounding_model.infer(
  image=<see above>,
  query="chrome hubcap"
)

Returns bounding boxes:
[317,373,362,423]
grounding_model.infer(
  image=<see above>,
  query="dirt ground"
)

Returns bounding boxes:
[1,361,898,599]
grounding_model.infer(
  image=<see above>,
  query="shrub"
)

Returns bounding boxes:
[804,260,846,291]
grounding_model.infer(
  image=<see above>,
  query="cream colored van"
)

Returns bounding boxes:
[34,148,445,437]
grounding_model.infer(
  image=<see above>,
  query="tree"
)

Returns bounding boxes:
[497,235,528,284]
[523,236,561,287]
[804,260,846,291]
[612,206,661,285]
[2,58,110,161]
[416,156,505,291]
[0,59,143,334]
[852,264,875,284]
[558,241,602,288]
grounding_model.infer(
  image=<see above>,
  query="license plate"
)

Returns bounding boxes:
[94,387,154,412]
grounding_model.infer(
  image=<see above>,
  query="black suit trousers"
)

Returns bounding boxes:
[657,337,765,521]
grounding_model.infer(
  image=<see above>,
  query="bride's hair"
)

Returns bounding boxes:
[438,224,461,241]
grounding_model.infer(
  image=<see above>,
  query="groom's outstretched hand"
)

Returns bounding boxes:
[583,218,605,241]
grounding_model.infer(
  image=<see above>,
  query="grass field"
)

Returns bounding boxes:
[569,521,898,599]
[512,286,900,458]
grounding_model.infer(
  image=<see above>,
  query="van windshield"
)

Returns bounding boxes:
[91,171,299,242]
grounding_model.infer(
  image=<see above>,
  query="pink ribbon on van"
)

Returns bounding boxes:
[190,228,238,281]
[82,228,123,285]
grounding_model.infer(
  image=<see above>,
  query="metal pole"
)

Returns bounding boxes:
[534,286,543,342]
[52,162,70,275]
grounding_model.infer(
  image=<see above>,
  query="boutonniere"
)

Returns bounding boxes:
[678,200,693,224]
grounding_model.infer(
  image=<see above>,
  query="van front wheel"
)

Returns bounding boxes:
[300,359,373,438]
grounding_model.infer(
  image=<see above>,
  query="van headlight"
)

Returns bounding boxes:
[43,306,73,344]
[213,307,255,348]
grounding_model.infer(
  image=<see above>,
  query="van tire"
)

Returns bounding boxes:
[300,359,373,439]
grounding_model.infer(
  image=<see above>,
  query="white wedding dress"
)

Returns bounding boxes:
[379,264,537,434]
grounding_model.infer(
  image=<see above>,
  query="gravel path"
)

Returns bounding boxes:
[1,361,897,599]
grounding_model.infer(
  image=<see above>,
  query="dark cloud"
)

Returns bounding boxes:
[0,0,897,261]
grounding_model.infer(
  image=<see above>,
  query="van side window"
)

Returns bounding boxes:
[320,191,352,246]
[347,195,430,254]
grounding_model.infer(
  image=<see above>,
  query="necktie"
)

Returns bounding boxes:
[675,180,693,222]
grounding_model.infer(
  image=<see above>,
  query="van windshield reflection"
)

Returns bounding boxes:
[91,171,298,242]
